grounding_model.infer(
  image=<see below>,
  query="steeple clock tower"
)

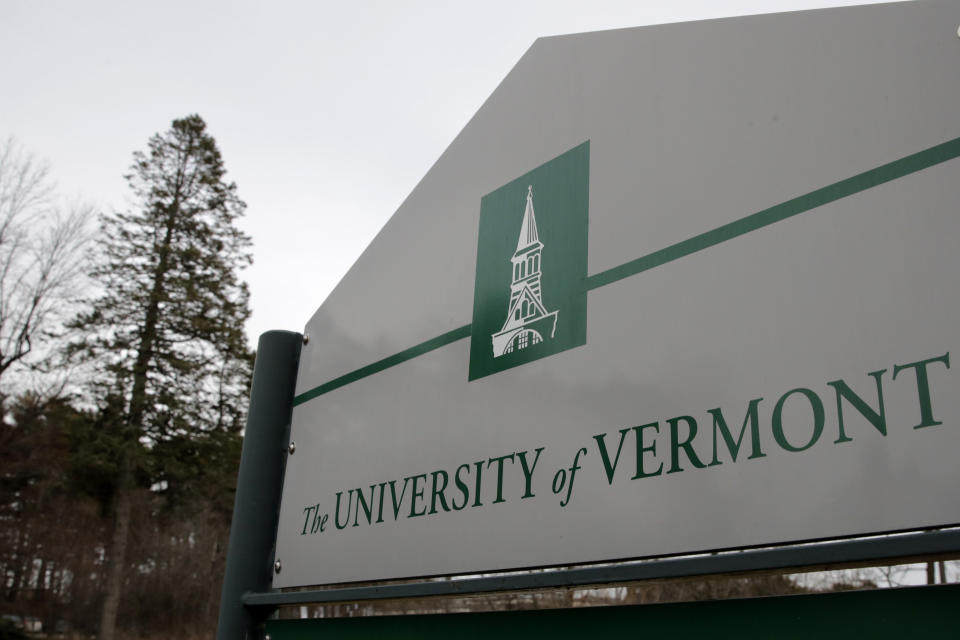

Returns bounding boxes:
[491,186,559,357]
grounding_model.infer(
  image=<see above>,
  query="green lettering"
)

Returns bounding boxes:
[487,453,515,504]
[429,470,450,514]
[708,398,765,465]
[301,505,316,535]
[633,422,663,479]
[892,352,950,429]
[472,460,484,508]
[352,485,375,527]
[593,427,631,485]
[452,463,471,511]
[408,474,427,518]
[334,490,352,530]
[828,369,887,442]
[517,447,544,499]
[389,478,410,520]
[376,481,387,523]
[667,416,706,474]
[772,388,825,452]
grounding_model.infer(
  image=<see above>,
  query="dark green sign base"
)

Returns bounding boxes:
[265,583,958,639]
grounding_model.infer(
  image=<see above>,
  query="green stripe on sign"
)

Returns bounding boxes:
[585,135,960,290]
[293,135,960,406]
[293,324,472,406]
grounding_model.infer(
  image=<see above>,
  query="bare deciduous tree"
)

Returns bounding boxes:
[0,137,92,399]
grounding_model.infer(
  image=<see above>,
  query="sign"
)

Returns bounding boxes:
[273,0,960,588]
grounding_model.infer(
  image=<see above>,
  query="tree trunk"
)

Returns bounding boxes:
[6,526,23,600]
[35,556,48,602]
[98,466,133,640]
[205,532,224,624]
[98,194,176,640]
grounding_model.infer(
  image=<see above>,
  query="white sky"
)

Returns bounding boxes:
[0,0,894,345]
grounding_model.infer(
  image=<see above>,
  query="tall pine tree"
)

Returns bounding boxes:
[68,115,253,640]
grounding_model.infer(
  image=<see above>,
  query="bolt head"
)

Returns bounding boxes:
[288,441,296,455]
[274,559,282,574]
[302,334,310,345]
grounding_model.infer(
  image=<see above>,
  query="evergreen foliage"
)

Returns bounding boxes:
[69,114,253,448]
[65,114,253,640]
[0,122,252,638]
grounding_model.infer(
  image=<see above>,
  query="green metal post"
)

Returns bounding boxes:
[216,330,302,640]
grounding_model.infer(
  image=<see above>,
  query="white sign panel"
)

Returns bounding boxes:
[274,1,960,587]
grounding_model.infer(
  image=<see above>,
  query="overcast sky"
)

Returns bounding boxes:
[1,0,893,344]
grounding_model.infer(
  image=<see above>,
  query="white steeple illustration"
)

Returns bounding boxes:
[491,186,559,357]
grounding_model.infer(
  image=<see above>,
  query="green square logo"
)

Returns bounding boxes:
[468,142,589,381]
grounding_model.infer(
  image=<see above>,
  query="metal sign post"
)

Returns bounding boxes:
[216,331,301,640]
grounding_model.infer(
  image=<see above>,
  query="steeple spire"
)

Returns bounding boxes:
[491,184,558,358]
[516,185,540,251]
